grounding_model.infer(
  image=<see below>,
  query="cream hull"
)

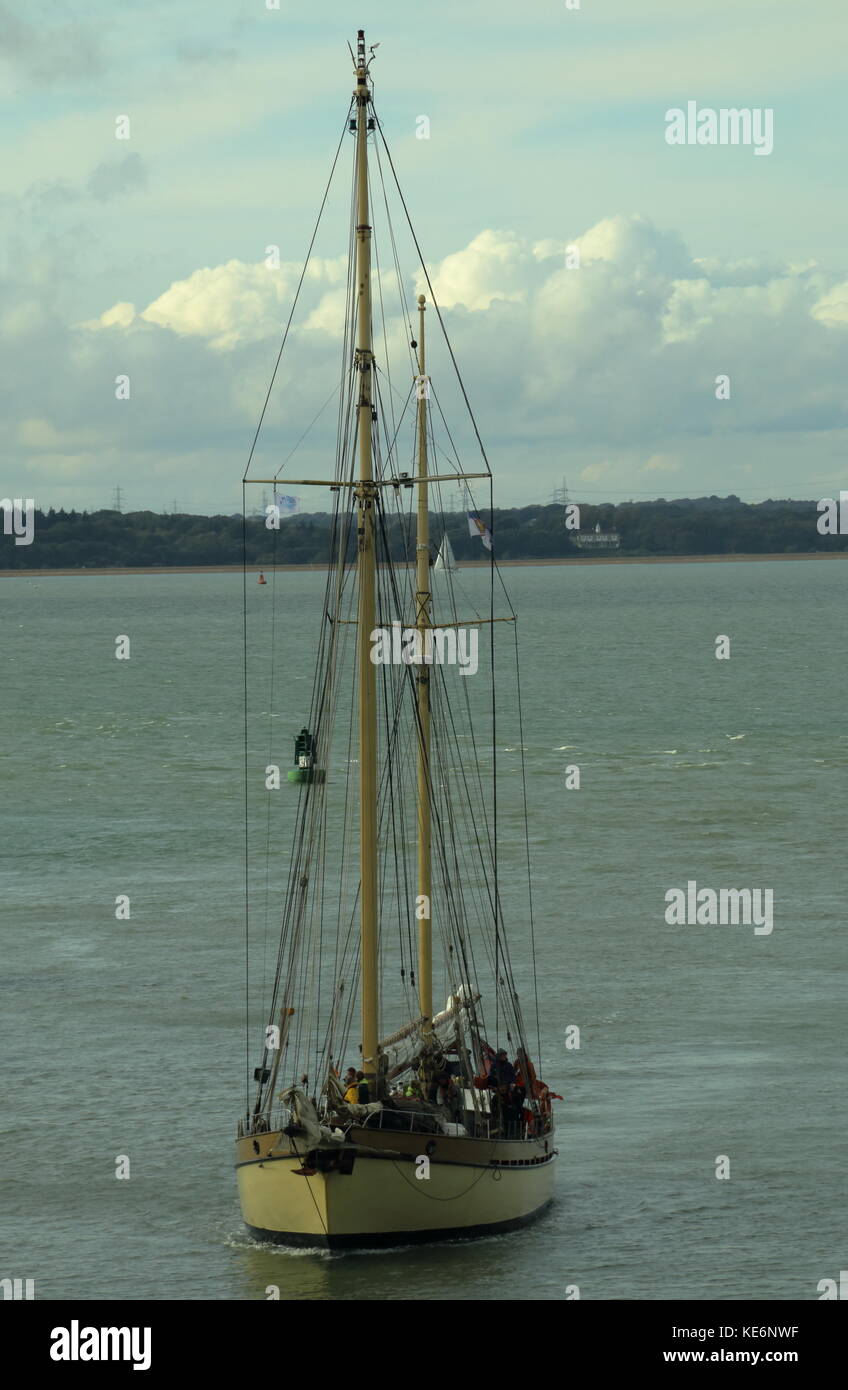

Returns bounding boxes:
[236,1128,556,1248]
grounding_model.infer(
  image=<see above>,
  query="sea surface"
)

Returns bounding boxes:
[1,559,845,1301]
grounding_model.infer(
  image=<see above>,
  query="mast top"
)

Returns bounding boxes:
[353,30,378,90]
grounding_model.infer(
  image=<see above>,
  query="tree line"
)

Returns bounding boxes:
[2,496,846,569]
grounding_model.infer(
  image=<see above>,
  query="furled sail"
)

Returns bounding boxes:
[380,986,479,1078]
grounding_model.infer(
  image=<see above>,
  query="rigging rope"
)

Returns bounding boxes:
[241,79,545,1132]
[242,105,352,485]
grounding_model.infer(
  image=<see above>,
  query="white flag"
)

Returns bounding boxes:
[467,511,493,551]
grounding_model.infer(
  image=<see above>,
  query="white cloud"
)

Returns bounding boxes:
[18,418,65,448]
[642,453,681,473]
[89,219,848,406]
[24,212,848,510]
[811,282,848,328]
[579,462,612,482]
[139,260,291,350]
[302,288,349,336]
[660,278,715,344]
[418,230,529,311]
[95,301,136,330]
[0,299,50,337]
[89,256,349,350]
[18,418,104,449]
[22,450,101,477]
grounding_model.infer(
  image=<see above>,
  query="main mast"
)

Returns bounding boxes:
[415,295,433,1027]
[353,31,380,1096]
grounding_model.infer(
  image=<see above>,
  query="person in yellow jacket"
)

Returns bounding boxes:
[342,1067,359,1104]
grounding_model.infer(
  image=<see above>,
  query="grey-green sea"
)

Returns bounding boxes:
[2,559,845,1301]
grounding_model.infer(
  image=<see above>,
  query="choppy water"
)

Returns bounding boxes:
[1,560,845,1300]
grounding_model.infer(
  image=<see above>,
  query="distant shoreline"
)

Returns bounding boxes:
[2,553,846,578]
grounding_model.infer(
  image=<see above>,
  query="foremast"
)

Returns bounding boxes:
[414,295,433,1030]
[353,30,379,1097]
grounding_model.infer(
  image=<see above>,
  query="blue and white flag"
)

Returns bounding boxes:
[275,494,301,516]
[467,510,493,551]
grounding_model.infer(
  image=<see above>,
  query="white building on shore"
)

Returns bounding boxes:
[571,521,621,551]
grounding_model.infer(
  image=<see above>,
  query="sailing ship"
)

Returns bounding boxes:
[235,31,558,1248]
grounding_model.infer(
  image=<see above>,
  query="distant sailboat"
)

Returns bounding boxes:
[433,534,458,573]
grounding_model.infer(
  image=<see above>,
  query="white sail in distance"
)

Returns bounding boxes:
[434,534,458,572]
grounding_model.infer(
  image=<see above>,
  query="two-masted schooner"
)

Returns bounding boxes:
[235,32,558,1247]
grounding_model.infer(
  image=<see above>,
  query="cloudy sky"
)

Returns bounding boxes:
[2,0,847,514]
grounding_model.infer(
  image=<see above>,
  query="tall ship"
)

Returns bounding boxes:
[235,32,559,1248]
